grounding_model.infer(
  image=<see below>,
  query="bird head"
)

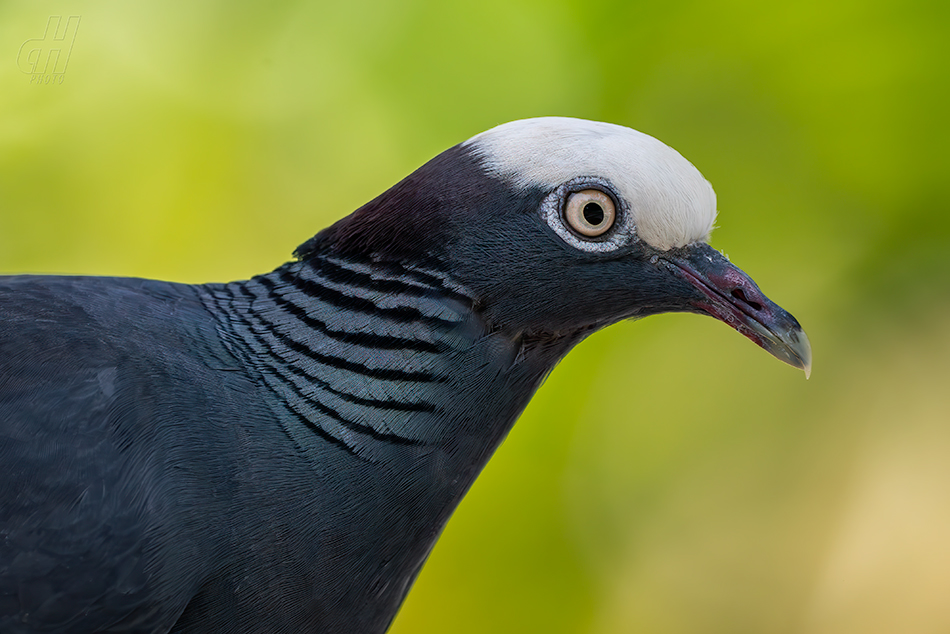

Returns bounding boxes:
[299,117,811,377]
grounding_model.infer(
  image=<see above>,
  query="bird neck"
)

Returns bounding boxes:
[197,252,584,625]
[203,252,528,463]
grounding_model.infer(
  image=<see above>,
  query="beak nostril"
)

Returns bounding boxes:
[731,288,763,312]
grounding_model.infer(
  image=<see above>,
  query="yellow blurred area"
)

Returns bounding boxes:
[1,1,948,632]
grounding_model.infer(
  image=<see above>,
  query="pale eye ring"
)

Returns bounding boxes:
[564,189,616,237]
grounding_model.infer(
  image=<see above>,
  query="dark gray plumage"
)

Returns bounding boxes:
[0,117,810,633]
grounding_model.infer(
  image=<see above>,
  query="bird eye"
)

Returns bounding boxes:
[564,189,616,237]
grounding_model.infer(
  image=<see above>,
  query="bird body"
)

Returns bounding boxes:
[1,269,551,633]
[1,118,810,633]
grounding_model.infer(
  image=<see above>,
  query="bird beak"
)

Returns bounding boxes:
[660,243,812,378]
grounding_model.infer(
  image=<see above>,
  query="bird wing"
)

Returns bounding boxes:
[0,276,230,633]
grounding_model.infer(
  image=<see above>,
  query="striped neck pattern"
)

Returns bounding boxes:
[205,253,480,463]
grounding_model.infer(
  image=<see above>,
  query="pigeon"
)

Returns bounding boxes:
[0,117,810,633]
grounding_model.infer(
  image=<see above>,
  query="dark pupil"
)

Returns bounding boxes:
[583,202,604,225]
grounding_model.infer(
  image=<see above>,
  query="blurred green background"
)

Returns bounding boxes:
[2,1,949,632]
